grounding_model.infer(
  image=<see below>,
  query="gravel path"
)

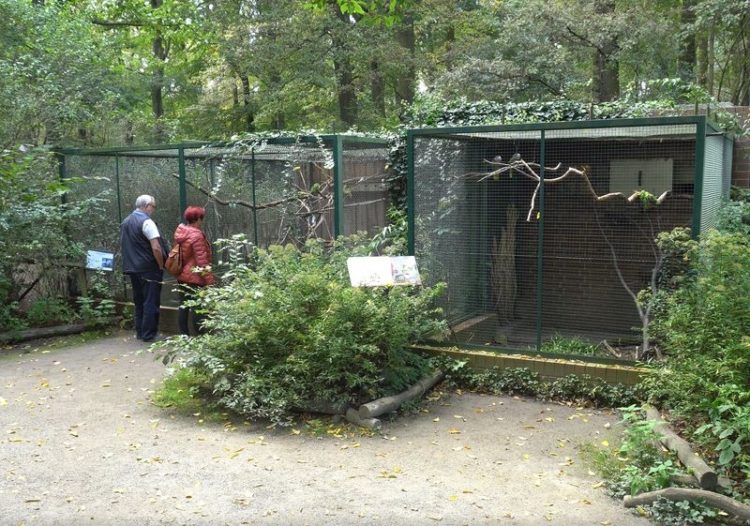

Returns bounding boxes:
[0,332,652,526]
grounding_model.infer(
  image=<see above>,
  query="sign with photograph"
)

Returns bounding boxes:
[86,250,114,272]
[347,256,422,287]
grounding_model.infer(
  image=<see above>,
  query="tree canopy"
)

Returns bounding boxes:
[0,0,748,147]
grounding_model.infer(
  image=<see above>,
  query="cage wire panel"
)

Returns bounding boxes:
[59,135,392,305]
[341,141,390,237]
[701,133,727,233]
[251,141,333,246]
[60,153,126,299]
[115,150,183,306]
[182,146,256,250]
[410,119,729,359]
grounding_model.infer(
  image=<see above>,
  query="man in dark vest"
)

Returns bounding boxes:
[120,194,168,342]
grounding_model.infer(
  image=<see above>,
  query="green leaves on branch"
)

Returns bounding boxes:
[158,237,447,426]
[304,0,414,25]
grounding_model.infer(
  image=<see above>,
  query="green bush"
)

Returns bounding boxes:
[647,230,750,414]
[76,271,116,326]
[0,301,27,332]
[643,225,750,487]
[25,296,78,327]
[0,147,109,318]
[158,238,447,426]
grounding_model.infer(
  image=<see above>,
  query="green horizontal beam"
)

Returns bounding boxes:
[408,115,708,137]
[54,134,390,157]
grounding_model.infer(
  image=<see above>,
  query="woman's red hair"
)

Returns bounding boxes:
[184,206,206,224]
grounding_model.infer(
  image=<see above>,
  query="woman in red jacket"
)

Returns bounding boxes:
[173,206,215,335]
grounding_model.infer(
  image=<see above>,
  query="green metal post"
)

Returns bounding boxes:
[114,154,128,298]
[692,118,706,239]
[480,168,488,306]
[115,155,123,224]
[177,148,187,220]
[251,148,259,247]
[407,131,416,255]
[333,136,345,238]
[535,131,546,351]
[57,151,67,205]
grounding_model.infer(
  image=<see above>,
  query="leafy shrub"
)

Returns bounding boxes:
[647,230,750,415]
[642,219,750,493]
[717,187,750,237]
[0,301,27,332]
[25,297,77,327]
[76,296,115,326]
[76,271,116,326]
[0,147,109,316]
[585,406,722,526]
[158,238,447,426]
[434,356,639,408]
[692,384,750,479]
[464,367,541,396]
[538,374,642,408]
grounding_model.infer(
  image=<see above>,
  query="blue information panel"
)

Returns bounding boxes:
[86,250,114,272]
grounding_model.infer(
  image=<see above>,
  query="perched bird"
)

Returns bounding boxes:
[492,155,503,163]
[509,152,522,163]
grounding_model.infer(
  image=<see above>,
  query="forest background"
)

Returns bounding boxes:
[3,4,750,518]
[1,0,749,149]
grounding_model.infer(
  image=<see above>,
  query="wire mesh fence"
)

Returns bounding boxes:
[409,117,732,360]
[60,135,390,305]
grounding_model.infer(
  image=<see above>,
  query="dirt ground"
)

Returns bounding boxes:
[0,332,652,526]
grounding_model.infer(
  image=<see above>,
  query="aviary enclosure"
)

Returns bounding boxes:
[58,135,390,306]
[407,116,733,360]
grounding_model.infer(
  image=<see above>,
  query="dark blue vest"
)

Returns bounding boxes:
[120,210,165,274]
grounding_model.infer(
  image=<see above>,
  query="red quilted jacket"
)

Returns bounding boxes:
[172,223,215,286]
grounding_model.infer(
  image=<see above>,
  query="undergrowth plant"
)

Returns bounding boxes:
[583,406,721,526]
[431,356,641,408]
[156,237,447,427]
[644,227,750,487]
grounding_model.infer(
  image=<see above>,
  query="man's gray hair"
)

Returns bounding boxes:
[135,195,155,209]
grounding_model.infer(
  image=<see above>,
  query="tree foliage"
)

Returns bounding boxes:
[3,0,748,148]
[0,147,108,328]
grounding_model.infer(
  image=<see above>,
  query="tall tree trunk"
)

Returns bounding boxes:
[331,7,357,127]
[395,13,415,110]
[678,0,697,81]
[736,18,750,105]
[125,121,135,145]
[697,30,709,88]
[707,27,715,96]
[370,59,385,118]
[592,0,619,102]
[150,0,167,143]
[333,54,357,126]
[240,75,255,132]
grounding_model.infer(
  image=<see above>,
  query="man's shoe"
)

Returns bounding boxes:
[143,335,168,343]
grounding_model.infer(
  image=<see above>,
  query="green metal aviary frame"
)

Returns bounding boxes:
[407,116,732,361]
[57,134,391,306]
